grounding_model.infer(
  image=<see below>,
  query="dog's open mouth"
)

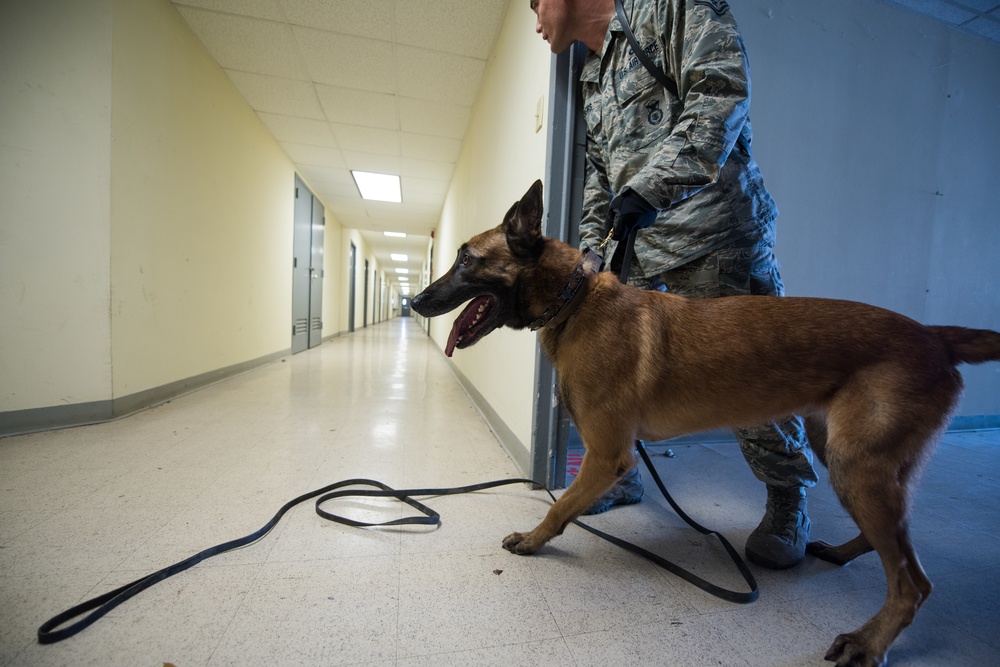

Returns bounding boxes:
[445,295,500,357]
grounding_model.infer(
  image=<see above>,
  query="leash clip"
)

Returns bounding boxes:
[597,228,615,253]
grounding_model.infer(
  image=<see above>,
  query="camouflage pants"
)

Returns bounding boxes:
[637,235,819,489]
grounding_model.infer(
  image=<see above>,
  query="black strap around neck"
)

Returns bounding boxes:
[614,0,679,99]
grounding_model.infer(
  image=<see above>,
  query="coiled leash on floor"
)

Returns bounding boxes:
[38,443,757,644]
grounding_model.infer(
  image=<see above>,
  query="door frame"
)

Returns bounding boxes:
[530,43,588,488]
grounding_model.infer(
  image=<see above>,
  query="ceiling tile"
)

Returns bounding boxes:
[316,85,399,129]
[402,177,451,197]
[394,0,508,59]
[258,113,337,147]
[400,133,461,162]
[172,0,285,21]
[400,157,455,182]
[330,125,401,156]
[293,26,395,93]
[297,164,354,187]
[396,46,486,106]
[398,97,471,140]
[401,187,448,208]
[225,70,324,118]
[176,7,307,79]
[279,142,345,169]
[277,0,395,39]
[340,151,402,175]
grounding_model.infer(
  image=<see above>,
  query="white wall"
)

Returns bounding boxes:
[428,0,552,464]
[736,0,1000,415]
[0,0,114,412]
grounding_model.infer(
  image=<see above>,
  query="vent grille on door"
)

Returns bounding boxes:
[294,318,308,335]
[310,317,322,331]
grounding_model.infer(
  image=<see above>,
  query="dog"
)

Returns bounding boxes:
[410,180,1000,667]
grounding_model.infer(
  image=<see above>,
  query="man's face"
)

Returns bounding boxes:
[530,0,573,54]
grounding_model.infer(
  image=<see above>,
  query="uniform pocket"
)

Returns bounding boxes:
[613,64,673,151]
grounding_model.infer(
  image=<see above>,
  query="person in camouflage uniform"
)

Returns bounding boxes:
[531,0,818,569]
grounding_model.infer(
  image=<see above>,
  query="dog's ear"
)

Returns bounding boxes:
[502,180,544,258]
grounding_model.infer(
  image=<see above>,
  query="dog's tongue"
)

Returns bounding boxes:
[445,296,490,357]
[445,320,461,357]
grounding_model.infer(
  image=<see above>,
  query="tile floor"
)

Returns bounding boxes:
[1,317,998,666]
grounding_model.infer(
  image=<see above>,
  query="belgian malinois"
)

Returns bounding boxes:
[410,180,1000,666]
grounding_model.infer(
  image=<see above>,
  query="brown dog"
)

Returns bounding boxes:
[411,180,1000,667]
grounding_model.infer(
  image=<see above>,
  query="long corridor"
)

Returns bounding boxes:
[2,317,999,666]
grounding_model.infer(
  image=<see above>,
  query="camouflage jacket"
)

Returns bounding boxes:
[581,0,778,278]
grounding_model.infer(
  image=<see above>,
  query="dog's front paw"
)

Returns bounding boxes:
[502,531,542,555]
[824,632,887,667]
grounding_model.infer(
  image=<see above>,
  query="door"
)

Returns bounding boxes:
[532,43,589,487]
[292,176,312,354]
[308,190,324,348]
[348,243,357,333]
[292,175,325,353]
[363,259,369,328]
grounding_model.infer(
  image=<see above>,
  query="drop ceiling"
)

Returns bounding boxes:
[170,0,999,293]
[171,0,510,292]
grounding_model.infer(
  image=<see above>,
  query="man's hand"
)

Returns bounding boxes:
[606,187,658,241]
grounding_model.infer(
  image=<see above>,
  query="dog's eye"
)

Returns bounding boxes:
[461,253,471,266]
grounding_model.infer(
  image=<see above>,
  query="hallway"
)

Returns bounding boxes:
[2,318,999,666]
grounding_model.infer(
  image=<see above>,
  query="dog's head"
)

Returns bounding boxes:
[411,180,545,357]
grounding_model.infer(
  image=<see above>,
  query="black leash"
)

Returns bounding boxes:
[38,452,756,644]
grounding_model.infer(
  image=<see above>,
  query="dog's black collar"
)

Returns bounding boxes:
[529,249,603,332]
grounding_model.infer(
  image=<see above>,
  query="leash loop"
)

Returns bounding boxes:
[38,465,756,644]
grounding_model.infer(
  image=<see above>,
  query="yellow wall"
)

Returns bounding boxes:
[428,0,552,463]
[110,0,295,397]
[0,0,114,412]
[1,0,341,420]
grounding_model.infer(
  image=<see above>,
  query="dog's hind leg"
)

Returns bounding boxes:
[819,398,945,666]
[802,414,877,566]
[807,533,873,566]
[503,430,635,555]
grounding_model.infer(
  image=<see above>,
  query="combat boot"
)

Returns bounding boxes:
[745,485,811,569]
[582,466,644,515]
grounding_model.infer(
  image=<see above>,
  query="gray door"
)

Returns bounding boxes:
[363,259,369,328]
[348,243,356,333]
[308,192,324,348]
[292,175,324,353]
[532,43,589,487]
[292,175,312,354]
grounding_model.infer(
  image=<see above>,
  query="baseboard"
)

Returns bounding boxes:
[640,414,1000,448]
[948,414,1000,431]
[0,349,289,437]
[445,360,531,476]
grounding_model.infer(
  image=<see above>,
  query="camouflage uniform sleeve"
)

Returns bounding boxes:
[580,133,611,252]
[626,0,752,211]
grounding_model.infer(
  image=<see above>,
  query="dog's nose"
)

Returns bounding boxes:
[411,293,425,311]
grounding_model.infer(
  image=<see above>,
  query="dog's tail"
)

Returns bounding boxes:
[932,325,1000,365]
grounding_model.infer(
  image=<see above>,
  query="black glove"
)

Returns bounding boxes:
[606,187,657,241]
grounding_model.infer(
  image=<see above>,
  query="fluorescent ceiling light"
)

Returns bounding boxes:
[383,231,406,238]
[395,268,409,274]
[390,254,408,262]
[351,171,401,203]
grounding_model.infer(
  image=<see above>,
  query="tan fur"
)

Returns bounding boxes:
[411,181,1000,667]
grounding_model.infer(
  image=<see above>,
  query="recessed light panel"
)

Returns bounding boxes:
[351,171,401,203]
